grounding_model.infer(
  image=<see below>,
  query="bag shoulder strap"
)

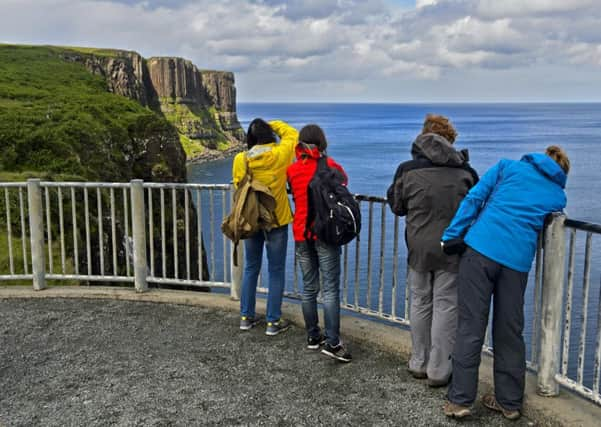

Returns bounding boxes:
[244,153,253,180]
[317,155,328,171]
[304,155,325,240]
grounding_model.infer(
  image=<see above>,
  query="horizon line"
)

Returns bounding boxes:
[237,100,601,105]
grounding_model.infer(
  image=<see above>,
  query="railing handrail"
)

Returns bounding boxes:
[565,218,601,234]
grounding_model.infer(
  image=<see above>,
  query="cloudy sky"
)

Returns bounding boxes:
[2,0,601,102]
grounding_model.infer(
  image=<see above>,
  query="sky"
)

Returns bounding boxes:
[1,0,601,102]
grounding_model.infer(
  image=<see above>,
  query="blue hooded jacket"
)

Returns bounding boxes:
[442,153,567,272]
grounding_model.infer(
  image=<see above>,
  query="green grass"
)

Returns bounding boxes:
[0,44,175,181]
[58,46,132,57]
[179,133,205,158]
[160,98,232,151]
[0,232,77,286]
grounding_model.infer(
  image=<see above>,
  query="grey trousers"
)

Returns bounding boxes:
[447,247,528,411]
[408,267,458,382]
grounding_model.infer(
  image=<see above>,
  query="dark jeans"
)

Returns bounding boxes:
[240,225,288,323]
[447,247,528,411]
[295,240,341,346]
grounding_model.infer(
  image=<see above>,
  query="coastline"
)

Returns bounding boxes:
[186,141,244,165]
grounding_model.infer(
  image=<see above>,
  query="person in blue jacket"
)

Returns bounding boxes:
[441,146,570,421]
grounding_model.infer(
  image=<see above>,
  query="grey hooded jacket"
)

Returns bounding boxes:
[387,133,478,273]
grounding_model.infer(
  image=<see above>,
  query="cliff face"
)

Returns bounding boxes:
[62,50,244,162]
[146,57,245,156]
[60,50,157,109]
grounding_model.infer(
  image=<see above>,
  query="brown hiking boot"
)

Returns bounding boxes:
[443,401,472,419]
[482,394,521,420]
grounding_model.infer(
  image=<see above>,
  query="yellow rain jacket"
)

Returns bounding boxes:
[232,120,298,226]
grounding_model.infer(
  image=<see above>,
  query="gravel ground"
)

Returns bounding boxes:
[0,298,540,426]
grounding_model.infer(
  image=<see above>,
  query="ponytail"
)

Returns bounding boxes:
[545,145,570,174]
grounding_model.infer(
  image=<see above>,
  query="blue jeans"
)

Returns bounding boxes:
[240,225,288,323]
[295,240,341,346]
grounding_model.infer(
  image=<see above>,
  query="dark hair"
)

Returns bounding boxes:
[299,124,327,152]
[421,114,458,143]
[246,118,275,149]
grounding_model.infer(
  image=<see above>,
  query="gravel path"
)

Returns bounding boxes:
[0,298,539,426]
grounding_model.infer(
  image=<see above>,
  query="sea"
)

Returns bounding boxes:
[188,103,601,386]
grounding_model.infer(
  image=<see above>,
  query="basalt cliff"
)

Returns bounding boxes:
[59,48,245,162]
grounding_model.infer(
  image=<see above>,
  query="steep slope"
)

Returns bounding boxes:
[0,44,185,182]
[0,44,210,283]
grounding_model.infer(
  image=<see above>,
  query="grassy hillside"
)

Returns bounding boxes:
[0,44,193,283]
[0,44,181,181]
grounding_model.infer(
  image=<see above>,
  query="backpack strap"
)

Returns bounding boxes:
[317,155,328,171]
[232,242,240,267]
[304,155,327,241]
[304,183,315,241]
[245,153,252,179]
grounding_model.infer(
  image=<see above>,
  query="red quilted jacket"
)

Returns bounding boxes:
[287,144,347,242]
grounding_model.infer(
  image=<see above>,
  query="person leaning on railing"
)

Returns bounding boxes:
[386,114,479,386]
[232,119,298,336]
[441,145,570,421]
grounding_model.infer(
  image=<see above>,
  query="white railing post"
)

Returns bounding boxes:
[230,185,243,300]
[537,213,566,396]
[130,180,148,292]
[27,179,46,290]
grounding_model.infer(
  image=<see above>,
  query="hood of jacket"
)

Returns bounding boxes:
[411,133,468,167]
[521,153,567,188]
[295,142,321,161]
[245,142,277,170]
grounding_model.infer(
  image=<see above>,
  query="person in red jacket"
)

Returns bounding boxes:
[287,124,352,362]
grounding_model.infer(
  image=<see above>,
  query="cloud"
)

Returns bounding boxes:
[476,0,597,18]
[0,0,600,101]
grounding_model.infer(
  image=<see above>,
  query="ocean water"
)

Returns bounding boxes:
[188,103,601,386]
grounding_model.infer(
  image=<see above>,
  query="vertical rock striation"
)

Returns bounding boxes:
[146,57,245,155]
[60,50,157,108]
[63,49,244,161]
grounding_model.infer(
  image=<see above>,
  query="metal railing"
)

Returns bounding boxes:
[549,218,601,405]
[0,179,600,407]
[0,180,233,290]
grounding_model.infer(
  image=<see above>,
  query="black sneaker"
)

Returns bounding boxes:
[240,316,260,331]
[321,342,352,363]
[307,335,326,350]
[265,319,291,336]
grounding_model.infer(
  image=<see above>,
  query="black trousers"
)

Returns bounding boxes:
[447,247,528,411]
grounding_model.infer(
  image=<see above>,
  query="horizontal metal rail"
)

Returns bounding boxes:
[565,218,601,234]
[0,274,33,281]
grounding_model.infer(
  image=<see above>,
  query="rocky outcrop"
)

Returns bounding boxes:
[146,57,202,104]
[60,50,158,108]
[146,57,245,152]
[62,50,244,162]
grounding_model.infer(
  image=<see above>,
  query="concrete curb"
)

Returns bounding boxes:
[1,285,599,426]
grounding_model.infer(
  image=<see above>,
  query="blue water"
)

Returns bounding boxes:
[188,103,601,387]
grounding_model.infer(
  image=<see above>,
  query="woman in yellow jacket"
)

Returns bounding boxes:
[233,118,298,335]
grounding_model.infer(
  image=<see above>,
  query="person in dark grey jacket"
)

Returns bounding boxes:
[387,114,478,386]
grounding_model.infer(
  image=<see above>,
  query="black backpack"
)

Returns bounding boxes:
[305,156,361,246]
